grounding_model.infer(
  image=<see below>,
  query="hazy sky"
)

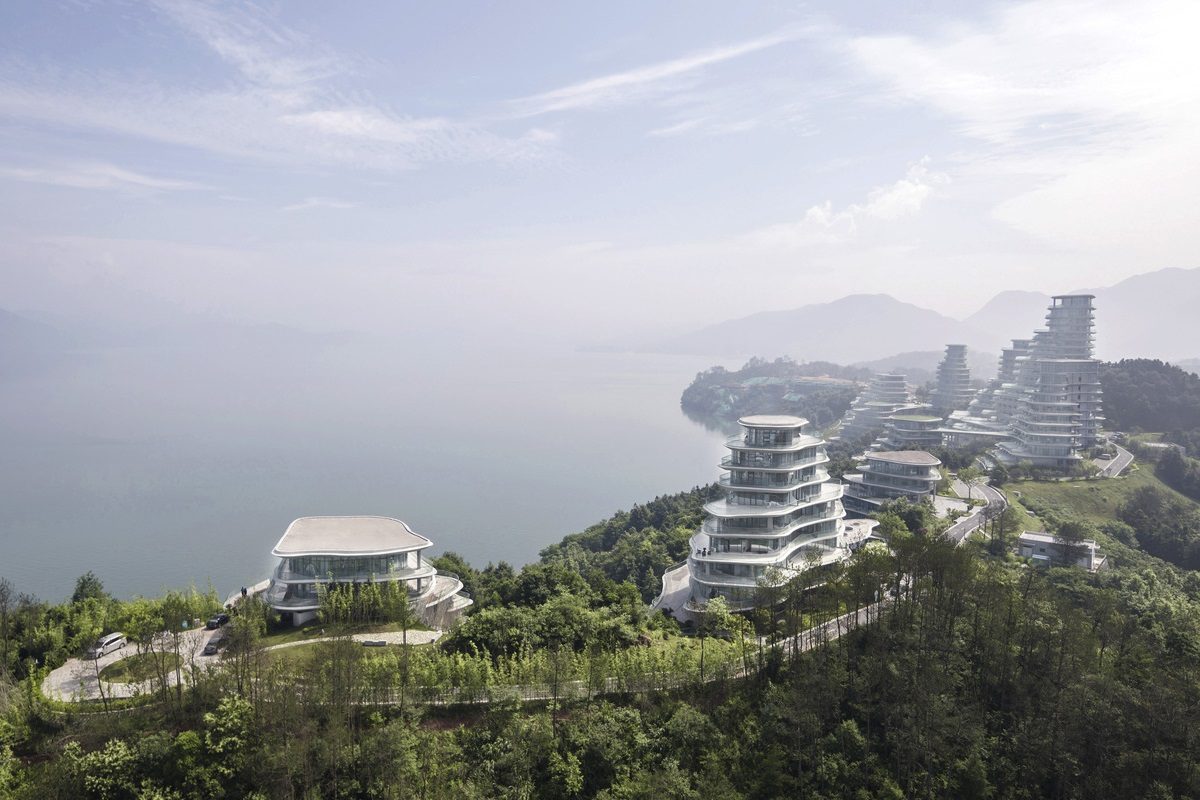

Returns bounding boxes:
[2,0,1197,344]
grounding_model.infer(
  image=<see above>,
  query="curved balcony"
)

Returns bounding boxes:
[718,469,828,491]
[689,528,841,562]
[719,453,828,472]
[702,506,843,538]
[273,562,437,585]
[704,484,842,518]
[688,545,845,588]
[724,433,823,452]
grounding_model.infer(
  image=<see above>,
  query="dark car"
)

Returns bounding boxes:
[203,634,225,656]
[361,639,388,648]
[205,613,230,630]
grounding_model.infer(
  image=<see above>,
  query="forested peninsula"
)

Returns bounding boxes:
[680,357,865,430]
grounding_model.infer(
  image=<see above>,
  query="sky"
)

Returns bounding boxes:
[2,0,1198,346]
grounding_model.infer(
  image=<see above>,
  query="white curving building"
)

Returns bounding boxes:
[842,450,942,516]
[265,516,472,627]
[686,415,857,609]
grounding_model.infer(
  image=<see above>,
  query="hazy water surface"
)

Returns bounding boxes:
[0,341,728,600]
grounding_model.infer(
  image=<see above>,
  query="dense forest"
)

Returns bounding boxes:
[1102,359,1200,441]
[680,357,864,429]
[4,479,1200,797]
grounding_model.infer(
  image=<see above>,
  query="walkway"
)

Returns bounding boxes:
[264,629,442,651]
[651,563,691,614]
[945,481,1007,546]
[42,626,217,701]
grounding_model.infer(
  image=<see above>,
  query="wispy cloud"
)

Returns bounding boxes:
[0,161,207,192]
[839,0,1200,256]
[509,28,804,117]
[743,160,948,248]
[647,118,707,138]
[151,0,349,90]
[281,196,358,212]
[0,3,551,172]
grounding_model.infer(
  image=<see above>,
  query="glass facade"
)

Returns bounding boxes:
[277,552,420,582]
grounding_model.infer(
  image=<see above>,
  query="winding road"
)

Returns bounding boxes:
[945,481,1008,546]
[1098,443,1135,478]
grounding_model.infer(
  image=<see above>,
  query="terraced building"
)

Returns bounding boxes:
[995,295,1104,467]
[838,373,912,443]
[686,415,852,609]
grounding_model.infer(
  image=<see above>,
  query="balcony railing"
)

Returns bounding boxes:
[720,454,825,470]
[274,564,434,584]
[718,470,824,489]
[725,433,819,450]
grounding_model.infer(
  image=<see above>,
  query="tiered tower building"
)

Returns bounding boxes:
[977,339,1033,419]
[838,373,912,443]
[995,295,1104,466]
[873,406,945,451]
[688,415,848,609]
[931,344,974,414]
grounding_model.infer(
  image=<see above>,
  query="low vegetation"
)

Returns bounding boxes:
[98,652,180,684]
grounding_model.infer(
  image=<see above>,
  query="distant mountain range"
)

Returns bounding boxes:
[640,267,1200,365]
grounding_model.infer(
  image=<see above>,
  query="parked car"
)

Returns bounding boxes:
[86,632,127,659]
[205,613,230,630]
[361,639,388,648]
[203,634,225,656]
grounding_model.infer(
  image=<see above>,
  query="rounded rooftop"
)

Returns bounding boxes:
[272,516,432,558]
[739,414,808,429]
[870,450,942,466]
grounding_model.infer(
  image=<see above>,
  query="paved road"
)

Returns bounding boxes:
[1098,444,1134,478]
[43,626,445,701]
[945,481,1007,546]
[42,626,220,701]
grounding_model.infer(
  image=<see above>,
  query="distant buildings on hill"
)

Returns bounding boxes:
[931,344,974,415]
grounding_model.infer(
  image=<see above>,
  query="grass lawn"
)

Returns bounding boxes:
[99,652,182,684]
[1010,463,1193,526]
[260,619,431,648]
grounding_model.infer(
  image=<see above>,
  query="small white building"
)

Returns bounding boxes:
[1017,530,1106,572]
[265,516,472,626]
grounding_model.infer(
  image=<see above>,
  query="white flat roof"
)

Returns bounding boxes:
[870,450,942,466]
[272,516,432,558]
[739,414,808,428]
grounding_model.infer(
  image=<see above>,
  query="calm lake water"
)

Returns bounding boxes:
[0,341,729,600]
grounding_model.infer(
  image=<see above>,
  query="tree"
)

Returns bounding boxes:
[0,578,11,677]
[71,571,107,604]
[696,596,732,685]
[957,466,983,501]
[989,463,1010,487]
[1055,520,1095,568]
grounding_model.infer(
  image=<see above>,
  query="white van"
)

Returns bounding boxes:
[86,632,127,659]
